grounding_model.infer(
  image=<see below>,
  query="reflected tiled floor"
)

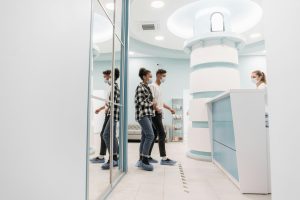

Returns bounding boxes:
[107,142,271,200]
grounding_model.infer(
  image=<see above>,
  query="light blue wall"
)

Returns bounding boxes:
[93,57,190,126]
[238,55,267,89]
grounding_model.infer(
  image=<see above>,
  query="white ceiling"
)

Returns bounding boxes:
[92,0,265,56]
[130,0,264,50]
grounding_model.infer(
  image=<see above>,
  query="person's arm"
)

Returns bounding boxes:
[163,103,176,114]
[95,105,106,114]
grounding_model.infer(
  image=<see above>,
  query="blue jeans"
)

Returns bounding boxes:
[138,116,155,157]
[103,118,118,156]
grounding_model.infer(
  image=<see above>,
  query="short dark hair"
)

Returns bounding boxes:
[102,70,111,75]
[139,68,151,80]
[156,69,167,76]
[114,68,120,81]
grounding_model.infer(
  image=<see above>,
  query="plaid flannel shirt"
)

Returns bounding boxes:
[107,82,120,122]
[135,82,154,121]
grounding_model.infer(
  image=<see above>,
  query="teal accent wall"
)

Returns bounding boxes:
[192,91,224,99]
[192,121,209,128]
[192,62,238,71]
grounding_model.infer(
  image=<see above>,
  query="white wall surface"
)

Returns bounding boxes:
[263,1,300,199]
[0,1,91,200]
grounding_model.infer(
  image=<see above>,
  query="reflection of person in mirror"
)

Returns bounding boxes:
[90,69,111,164]
[135,68,156,171]
[148,69,177,166]
[102,68,121,170]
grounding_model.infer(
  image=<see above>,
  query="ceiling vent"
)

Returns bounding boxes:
[142,24,155,30]
[139,22,160,31]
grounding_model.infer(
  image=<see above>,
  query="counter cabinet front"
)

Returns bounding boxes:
[206,89,271,194]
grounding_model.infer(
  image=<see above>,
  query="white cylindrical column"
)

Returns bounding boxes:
[185,34,245,160]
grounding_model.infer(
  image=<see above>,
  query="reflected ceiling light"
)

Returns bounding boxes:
[155,35,164,41]
[151,1,165,8]
[250,33,262,38]
[129,51,135,55]
[106,2,114,11]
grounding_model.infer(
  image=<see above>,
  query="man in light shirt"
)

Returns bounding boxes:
[149,69,177,165]
[90,70,111,164]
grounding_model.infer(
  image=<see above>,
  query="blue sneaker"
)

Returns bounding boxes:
[101,160,118,170]
[148,157,158,164]
[135,160,142,168]
[160,158,177,166]
[141,162,154,171]
[90,157,105,164]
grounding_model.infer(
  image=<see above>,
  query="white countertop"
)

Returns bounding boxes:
[206,89,265,104]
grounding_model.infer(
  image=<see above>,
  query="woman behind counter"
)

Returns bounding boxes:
[251,70,269,127]
[251,70,267,89]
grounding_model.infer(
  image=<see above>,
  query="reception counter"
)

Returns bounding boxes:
[206,89,271,194]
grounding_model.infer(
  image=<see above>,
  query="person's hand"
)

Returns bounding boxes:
[170,109,176,115]
[95,107,104,114]
[152,99,157,107]
[95,108,101,114]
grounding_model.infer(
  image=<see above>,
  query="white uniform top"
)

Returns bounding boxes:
[257,82,268,108]
[257,82,267,89]
[149,82,164,112]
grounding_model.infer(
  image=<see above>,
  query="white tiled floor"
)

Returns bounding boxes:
[107,142,272,200]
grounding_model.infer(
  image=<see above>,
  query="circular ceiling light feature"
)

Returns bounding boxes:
[93,14,113,43]
[129,51,135,55]
[167,0,263,39]
[250,33,262,39]
[151,1,165,8]
[155,35,165,41]
[106,2,114,11]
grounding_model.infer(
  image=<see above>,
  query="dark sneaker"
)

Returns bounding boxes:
[101,160,118,170]
[141,162,154,171]
[90,157,105,164]
[148,157,158,164]
[160,158,177,166]
[135,160,142,168]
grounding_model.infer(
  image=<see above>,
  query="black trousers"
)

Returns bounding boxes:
[149,113,167,157]
[100,114,110,156]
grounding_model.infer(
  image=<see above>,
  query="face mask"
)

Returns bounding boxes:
[252,78,258,84]
[148,79,153,84]
[161,77,166,83]
[105,79,111,85]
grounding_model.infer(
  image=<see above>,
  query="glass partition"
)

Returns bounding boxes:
[88,0,128,199]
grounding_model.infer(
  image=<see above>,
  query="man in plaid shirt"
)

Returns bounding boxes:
[102,68,120,170]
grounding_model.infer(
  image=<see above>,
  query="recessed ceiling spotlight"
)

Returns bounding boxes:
[151,1,165,8]
[129,51,135,55]
[155,35,164,41]
[106,2,114,11]
[250,33,262,39]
